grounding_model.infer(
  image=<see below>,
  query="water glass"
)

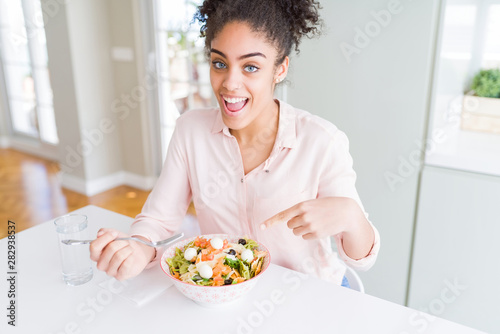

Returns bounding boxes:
[54,214,93,286]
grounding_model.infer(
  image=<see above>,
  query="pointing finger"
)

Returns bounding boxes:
[260,204,302,230]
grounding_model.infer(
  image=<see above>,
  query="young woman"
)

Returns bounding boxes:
[90,0,380,287]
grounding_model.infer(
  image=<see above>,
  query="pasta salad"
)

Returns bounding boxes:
[166,236,267,286]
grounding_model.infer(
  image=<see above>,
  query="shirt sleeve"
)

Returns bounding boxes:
[318,129,380,271]
[128,118,192,264]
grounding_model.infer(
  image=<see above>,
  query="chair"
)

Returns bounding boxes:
[344,266,365,293]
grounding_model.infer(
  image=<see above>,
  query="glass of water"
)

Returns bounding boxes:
[54,214,93,286]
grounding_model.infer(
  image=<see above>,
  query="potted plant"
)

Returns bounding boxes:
[461,68,500,134]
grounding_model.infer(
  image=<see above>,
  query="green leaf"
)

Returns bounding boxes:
[224,257,240,269]
[196,278,213,286]
[471,69,500,98]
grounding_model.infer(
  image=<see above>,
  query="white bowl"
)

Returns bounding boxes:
[160,234,271,307]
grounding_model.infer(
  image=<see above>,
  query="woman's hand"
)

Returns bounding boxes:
[260,197,374,260]
[89,228,156,281]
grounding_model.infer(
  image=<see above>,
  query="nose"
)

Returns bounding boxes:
[222,69,241,91]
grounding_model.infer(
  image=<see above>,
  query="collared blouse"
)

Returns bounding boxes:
[130,100,380,284]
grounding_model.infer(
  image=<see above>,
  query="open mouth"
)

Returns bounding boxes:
[223,96,248,113]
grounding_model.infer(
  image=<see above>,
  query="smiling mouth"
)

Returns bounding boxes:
[223,96,248,112]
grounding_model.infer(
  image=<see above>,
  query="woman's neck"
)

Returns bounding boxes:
[230,100,280,146]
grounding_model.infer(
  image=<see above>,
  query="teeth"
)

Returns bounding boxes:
[223,96,247,104]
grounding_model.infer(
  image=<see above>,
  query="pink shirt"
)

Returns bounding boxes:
[130,100,380,284]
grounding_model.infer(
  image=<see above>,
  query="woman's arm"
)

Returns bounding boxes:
[90,117,192,280]
[261,127,379,266]
[261,196,375,259]
[335,197,375,260]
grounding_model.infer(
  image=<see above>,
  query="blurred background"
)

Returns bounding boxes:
[0,0,499,332]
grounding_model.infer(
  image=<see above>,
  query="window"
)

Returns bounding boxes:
[482,4,500,68]
[425,0,500,177]
[152,0,214,160]
[0,0,58,144]
[440,4,477,60]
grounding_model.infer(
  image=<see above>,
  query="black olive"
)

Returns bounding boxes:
[197,248,201,254]
[224,278,233,285]
[228,249,236,255]
[238,239,247,245]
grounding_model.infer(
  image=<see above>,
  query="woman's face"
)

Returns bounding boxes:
[209,21,287,132]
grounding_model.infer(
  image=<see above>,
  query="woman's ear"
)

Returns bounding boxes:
[274,56,289,83]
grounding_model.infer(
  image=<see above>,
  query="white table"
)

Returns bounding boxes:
[0,205,484,334]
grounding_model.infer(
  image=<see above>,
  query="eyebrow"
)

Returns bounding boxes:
[210,48,267,60]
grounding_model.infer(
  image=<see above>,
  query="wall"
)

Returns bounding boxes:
[108,0,154,180]
[65,0,122,182]
[39,0,154,195]
[286,0,441,304]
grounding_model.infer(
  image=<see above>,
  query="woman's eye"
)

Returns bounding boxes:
[212,61,226,69]
[244,65,258,73]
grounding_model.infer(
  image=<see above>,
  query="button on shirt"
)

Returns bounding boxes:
[130,100,380,285]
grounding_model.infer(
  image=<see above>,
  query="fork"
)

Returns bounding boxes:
[61,233,184,247]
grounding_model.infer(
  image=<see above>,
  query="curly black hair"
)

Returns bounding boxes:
[193,0,322,65]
